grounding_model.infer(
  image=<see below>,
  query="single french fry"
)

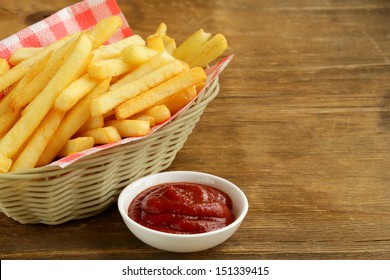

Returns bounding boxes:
[78,126,121,144]
[152,22,176,54]
[173,28,211,61]
[54,74,98,112]
[129,114,156,127]
[103,109,116,119]
[78,115,104,133]
[159,85,197,114]
[0,58,10,75]
[141,105,171,125]
[0,109,20,138]
[155,22,167,35]
[147,34,165,52]
[105,119,150,137]
[186,33,228,68]
[88,58,132,80]
[8,47,43,65]
[10,109,65,172]
[0,153,12,173]
[110,51,176,90]
[36,78,110,167]
[88,15,123,49]
[121,45,157,66]
[0,33,92,159]
[91,59,189,116]
[57,137,95,157]
[92,35,145,61]
[115,67,206,119]
[162,35,176,55]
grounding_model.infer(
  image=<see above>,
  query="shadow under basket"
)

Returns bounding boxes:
[0,78,219,225]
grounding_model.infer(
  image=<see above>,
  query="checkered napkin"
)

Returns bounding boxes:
[0,0,132,60]
[0,0,232,168]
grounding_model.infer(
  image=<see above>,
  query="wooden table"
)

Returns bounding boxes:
[0,0,389,260]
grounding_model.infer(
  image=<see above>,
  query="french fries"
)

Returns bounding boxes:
[92,35,145,61]
[58,137,95,157]
[36,78,111,167]
[88,58,132,80]
[78,126,121,144]
[0,154,12,173]
[115,67,206,120]
[173,29,228,67]
[10,109,65,172]
[91,59,189,116]
[0,17,228,172]
[105,119,150,137]
[0,33,92,160]
[0,58,10,75]
[141,105,171,125]
[8,47,43,65]
[173,29,211,61]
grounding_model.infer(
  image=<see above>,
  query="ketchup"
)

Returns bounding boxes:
[128,182,235,234]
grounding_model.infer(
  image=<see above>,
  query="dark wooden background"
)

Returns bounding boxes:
[1,0,389,259]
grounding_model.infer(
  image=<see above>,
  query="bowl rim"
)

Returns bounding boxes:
[118,170,249,238]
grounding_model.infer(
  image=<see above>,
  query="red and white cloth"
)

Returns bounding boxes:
[0,0,132,60]
[0,0,232,168]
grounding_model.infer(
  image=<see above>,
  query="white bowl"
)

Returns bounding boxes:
[118,171,248,253]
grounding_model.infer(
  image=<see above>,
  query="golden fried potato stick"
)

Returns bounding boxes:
[10,109,65,172]
[129,114,156,127]
[54,73,98,112]
[152,22,176,54]
[8,47,43,65]
[91,59,189,116]
[162,35,176,55]
[110,51,176,90]
[158,85,197,114]
[105,119,150,137]
[147,34,165,52]
[78,126,121,144]
[115,67,206,119]
[0,109,19,138]
[121,45,157,66]
[88,58,132,79]
[78,115,104,133]
[0,58,10,75]
[186,33,228,68]
[92,35,145,61]
[88,15,123,50]
[0,153,12,173]
[57,137,95,157]
[173,28,211,61]
[36,79,110,167]
[155,22,167,35]
[0,33,92,159]
[141,105,171,125]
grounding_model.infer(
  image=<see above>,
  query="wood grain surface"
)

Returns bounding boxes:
[1,0,389,260]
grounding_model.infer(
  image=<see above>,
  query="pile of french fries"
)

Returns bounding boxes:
[0,16,228,173]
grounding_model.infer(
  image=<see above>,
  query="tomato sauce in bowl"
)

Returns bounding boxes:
[128,182,235,234]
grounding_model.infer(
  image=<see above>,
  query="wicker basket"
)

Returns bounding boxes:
[0,78,219,225]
